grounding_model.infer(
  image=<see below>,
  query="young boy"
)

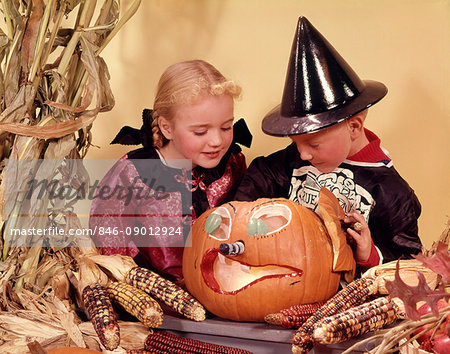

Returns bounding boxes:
[232,17,422,271]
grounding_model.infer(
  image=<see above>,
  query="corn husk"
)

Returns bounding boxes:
[79,320,152,351]
[76,255,110,297]
[362,259,440,295]
[0,311,102,353]
[0,289,87,349]
[88,253,137,282]
[51,267,71,301]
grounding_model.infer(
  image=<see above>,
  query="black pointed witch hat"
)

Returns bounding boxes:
[262,17,388,136]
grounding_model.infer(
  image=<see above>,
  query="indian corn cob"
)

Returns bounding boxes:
[82,284,120,350]
[312,296,400,344]
[292,277,375,353]
[145,330,253,353]
[264,301,325,328]
[107,282,163,328]
[126,266,206,321]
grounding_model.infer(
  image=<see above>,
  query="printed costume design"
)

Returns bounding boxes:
[89,110,251,280]
[290,165,375,221]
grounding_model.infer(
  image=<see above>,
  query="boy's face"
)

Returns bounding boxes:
[290,121,352,173]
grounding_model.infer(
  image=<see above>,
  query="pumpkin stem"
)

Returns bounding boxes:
[219,241,245,256]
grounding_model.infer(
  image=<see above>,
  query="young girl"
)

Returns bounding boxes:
[89,60,251,281]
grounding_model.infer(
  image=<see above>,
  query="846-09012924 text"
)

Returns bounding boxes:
[8,225,183,237]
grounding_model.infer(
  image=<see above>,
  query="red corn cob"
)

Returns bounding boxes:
[145,330,253,353]
[264,301,325,328]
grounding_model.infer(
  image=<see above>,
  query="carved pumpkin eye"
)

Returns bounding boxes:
[204,206,231,241]
[247,218,268,236]
[247,203,292,236]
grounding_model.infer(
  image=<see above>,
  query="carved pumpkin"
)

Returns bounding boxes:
[182,188,355,322]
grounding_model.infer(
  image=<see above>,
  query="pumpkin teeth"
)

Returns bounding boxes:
[240,264,251,273]
[217,252,227,264]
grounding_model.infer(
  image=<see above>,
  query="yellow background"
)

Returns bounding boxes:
[86,0,450,248]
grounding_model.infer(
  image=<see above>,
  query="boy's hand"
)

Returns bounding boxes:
[343,211,372,263]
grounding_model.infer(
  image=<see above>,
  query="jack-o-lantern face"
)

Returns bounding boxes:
[183,192,355,322]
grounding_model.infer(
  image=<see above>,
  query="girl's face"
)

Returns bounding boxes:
[290,121,353,173]
[161,94,234,169]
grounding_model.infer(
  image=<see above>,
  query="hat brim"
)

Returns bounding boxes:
[262,80,388,136]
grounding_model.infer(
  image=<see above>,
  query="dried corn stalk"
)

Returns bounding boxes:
[0,0,142,351]
[0,0,141,294]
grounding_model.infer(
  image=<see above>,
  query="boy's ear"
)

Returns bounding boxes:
[347,113,365,137]
[158,116,173,140]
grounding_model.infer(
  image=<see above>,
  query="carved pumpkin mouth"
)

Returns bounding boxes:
[200,249,303,295]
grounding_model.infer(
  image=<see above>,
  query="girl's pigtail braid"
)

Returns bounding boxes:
[151,111,167,148]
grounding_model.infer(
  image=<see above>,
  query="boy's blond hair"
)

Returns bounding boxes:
[151,60,241,148]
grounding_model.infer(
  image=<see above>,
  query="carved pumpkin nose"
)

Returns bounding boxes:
[219,241,245,256]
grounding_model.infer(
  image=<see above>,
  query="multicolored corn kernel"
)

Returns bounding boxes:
[107,281,163,328]
[126,266,205,321]
[312,296,399,344]
[292,277,375,353]
[82,283,120,350]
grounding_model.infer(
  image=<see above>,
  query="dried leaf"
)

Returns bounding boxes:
[35,257,61,290]
[44,135,76,159]
[415,241,450,283]
[385,260,450,320]
[15,245,43,292]
[97,56,115,112]
[0,84,36,123]
[95,0,119,31]
[63,0,83,14]
[0,31,9,100]
[0,114,98,139]
[3,31,23,106]
[21,0,44,74]
[362,258,440,294]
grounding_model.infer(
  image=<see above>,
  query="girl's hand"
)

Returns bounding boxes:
[343,211,372,263]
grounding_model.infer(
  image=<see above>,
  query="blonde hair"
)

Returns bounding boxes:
[151,60,242,148]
